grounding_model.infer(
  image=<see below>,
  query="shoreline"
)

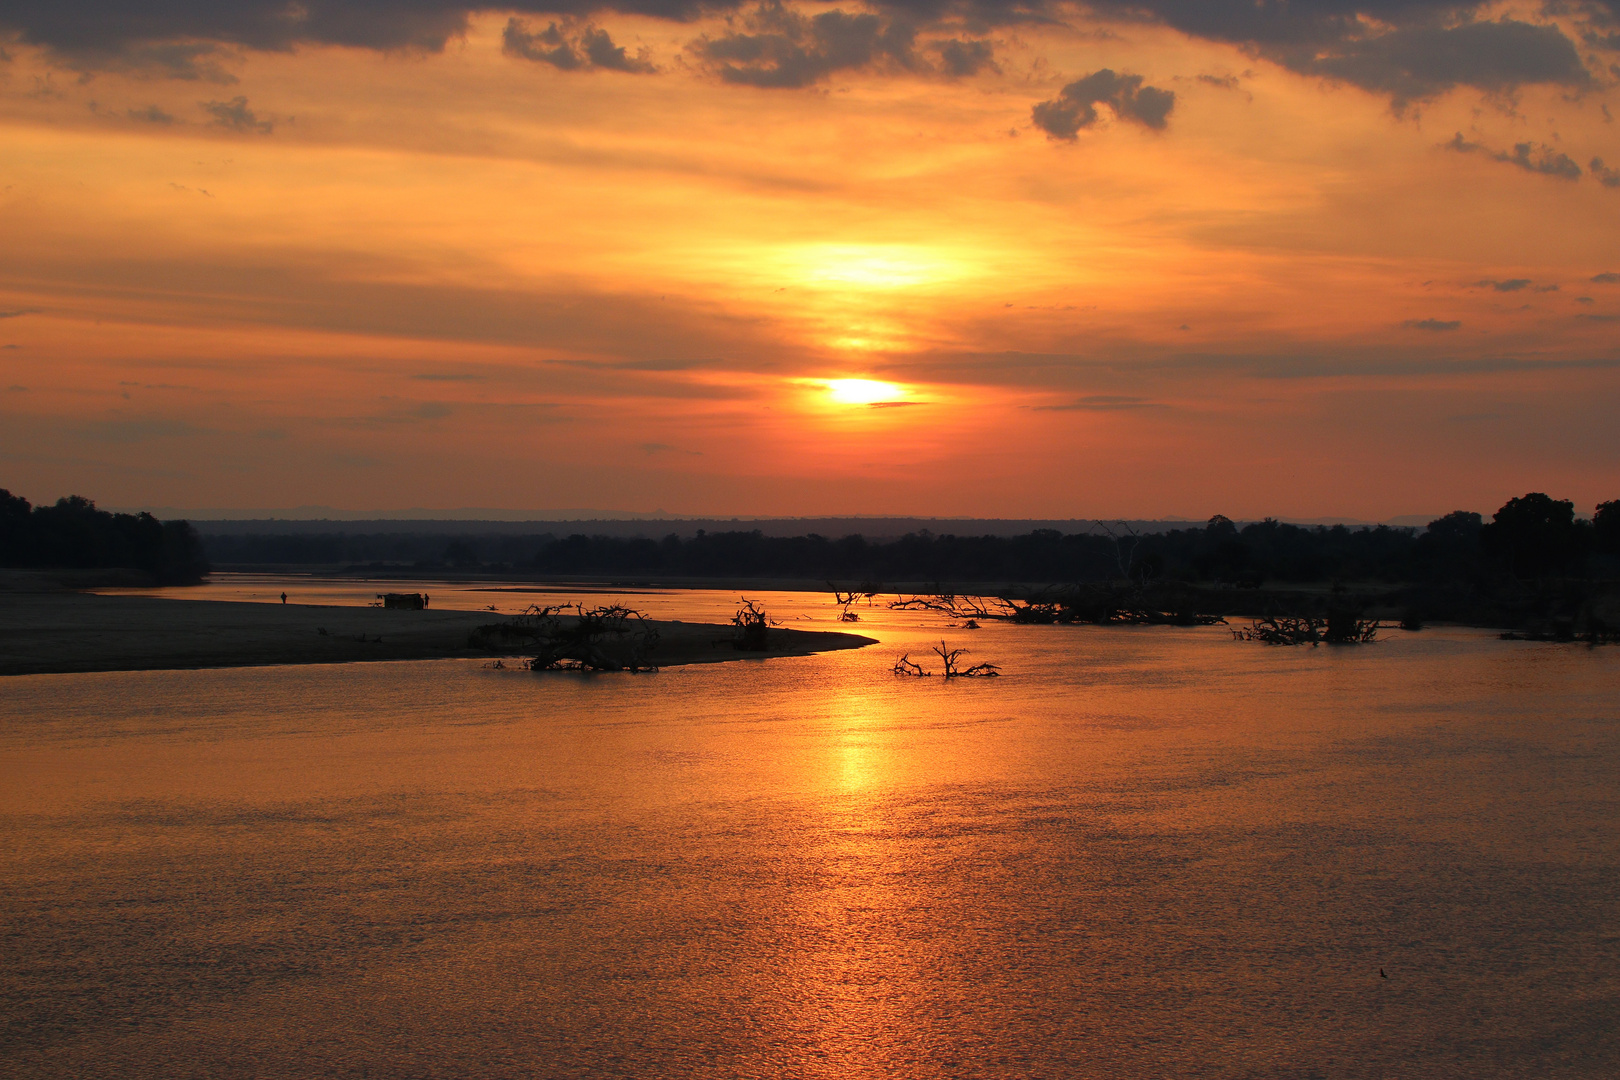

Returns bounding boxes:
[0,591,877,677]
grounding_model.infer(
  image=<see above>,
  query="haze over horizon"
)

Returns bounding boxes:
[3,0,1618,519]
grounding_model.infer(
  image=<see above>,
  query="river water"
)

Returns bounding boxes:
[4,580,1619,1077]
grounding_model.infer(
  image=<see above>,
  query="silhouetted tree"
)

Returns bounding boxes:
[0,489,208,584]
[1415,510,1484,580]
[1595,500,1620,557]
[1481,493,1586,579]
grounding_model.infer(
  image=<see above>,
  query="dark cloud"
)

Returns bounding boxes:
[503,18,655,72]
[1591,157,1620,187]
[935,37,996,77]
[1034,395,1164,410]
[78,418,207,443]
[1080,3,1592,105]
[1447,134,1582,180]
[1475,278,1533,291]
[1403,318,1461,330]
[127,104,177,124]
[1032,69,1174,139]
[1593,272,1620,283]
[201,95,272,133]
[0,0,1602,108]
[694,3,922,88]
[1,1,476,62]
[0,307,42,319]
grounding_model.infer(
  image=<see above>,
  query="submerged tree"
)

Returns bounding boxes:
[470,603,660,671]
[893,640,1000,677]
[1233,613,1380,646]
[830,583,882,621]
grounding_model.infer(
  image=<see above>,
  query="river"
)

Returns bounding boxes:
[3,579,1618,1076]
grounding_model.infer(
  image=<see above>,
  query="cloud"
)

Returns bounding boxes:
[934,37,996,77]
[412,372,487,381]
[413,402,453,418]
[503,18,655,72]
[1591,157,1620,188]
[78,418,207,443]
[1080,4,1591,105]
[1475,278,1532,292]
[694,3,923,88]
[0,0,1596,108]
[127,104,177,124]
[1447,134,1581,180]
[0,307,41,319]
[1032,68,1174,139]
[201,95,272,133]
[1034,395,1164,410]
[1403,318,1461,331]
[0,1,475,64]
[1593,272,1620,283]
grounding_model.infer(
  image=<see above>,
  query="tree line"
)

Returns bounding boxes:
[519,494,1617,584]
[0,490,210,584]
[194,491,1618,586]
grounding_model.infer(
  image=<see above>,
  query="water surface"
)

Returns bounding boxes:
[4,587,1618,1077]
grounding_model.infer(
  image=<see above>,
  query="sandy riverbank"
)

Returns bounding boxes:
[0,590,876,676]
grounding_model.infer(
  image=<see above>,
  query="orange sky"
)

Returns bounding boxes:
[2,2,1617,519]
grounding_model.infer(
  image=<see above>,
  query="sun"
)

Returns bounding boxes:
[822,378,906,405]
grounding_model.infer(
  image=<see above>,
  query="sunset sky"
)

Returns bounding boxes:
[2,0,1618,519]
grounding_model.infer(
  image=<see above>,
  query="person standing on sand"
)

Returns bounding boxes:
[280,592,287,604]
[424,594,430,608]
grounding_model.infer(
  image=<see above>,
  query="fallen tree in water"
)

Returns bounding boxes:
[890,585,1226,627]
[469,603,660,671]
[893,640,1000,678]
[830,583,883,622]
[1233,612,1381,645]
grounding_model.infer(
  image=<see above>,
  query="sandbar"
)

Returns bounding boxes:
[0,591,876,677]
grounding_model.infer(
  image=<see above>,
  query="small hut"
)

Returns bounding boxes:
[378,592,426,610]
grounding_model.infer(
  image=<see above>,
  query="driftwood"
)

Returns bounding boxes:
[893,640,1000,678]
[830,583,883,622]
[732,598,773,651]
[890,593,1012,621]
[1233,613,1381,646]
[891,586,1224,627]
[469,603,660,671]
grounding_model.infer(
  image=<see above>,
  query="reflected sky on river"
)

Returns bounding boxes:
[4,586,1619,1077]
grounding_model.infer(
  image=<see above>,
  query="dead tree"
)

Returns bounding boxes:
[892,640,1000,677]
[831,586,870,622]
[1091,520,1142,582]
[889,593,1013,622]
[469,603,660,671]
[830,583,882,621]
[732,598,773,651]
[1234,614,1380,646]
